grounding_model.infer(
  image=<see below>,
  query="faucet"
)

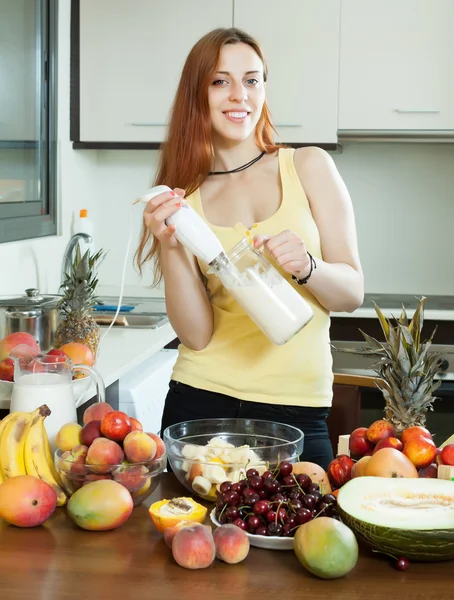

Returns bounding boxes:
[60,233,93,287]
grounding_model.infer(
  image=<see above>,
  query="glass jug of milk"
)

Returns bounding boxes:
[208,238,314,345]
[9,345,106,450]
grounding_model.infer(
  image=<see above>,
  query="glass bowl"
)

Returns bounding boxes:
[54,448,166,506]
[163,418,304,502]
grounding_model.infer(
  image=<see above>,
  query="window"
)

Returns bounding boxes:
[0,0,57,243]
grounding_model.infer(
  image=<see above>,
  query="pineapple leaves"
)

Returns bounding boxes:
[373,302,389,338]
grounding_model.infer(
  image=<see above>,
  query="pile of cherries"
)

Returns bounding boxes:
[214,461,338,537]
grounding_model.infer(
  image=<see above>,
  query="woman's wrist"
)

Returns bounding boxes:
[292,252,317,285]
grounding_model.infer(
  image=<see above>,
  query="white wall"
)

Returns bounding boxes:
[1,1,453,301]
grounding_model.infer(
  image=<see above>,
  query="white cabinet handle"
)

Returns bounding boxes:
[274,123,303,127]
[130,122,168,126]
[393,109,440,114]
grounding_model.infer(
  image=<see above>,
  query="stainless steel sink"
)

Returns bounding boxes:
[94,311,169,329]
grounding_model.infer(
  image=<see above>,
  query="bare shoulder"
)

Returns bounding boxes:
[293,146,335,178]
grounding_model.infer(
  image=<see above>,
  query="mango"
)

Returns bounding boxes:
[0,332,40,361]
[294,517,358,579]
[0,475,57,527]
[67,479,133,531]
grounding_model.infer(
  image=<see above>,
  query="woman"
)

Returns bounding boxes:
[136,28,364,469]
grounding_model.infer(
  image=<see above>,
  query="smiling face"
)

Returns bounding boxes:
[208,42,266,145]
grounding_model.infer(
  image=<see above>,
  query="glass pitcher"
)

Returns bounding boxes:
[208,238,314,345]
[9,344,106,450]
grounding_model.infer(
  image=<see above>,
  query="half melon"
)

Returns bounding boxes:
[337,477,454,561]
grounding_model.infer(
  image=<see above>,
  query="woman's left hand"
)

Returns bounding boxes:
[253,230,311,280]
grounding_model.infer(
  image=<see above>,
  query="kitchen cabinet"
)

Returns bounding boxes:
[233,0,340,145]
[72,0,340,147]
[76,0,232,143]
[338,0,454,134]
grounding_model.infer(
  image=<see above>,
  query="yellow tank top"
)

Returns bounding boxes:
[171,148,333,407]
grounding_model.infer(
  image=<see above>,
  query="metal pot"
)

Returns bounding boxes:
[0,288,62,353]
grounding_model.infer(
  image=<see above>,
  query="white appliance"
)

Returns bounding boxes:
[118,349,178,434]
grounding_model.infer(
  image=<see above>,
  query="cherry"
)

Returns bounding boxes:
[282,523,293,537]
[231,482,242,494]
[267,522,282,536]
[277,461,293,478]
[317,501,331,516]
[295,508,313,524]
[289,499,303,512]
[282,475,295,486]
[224,506,239,521]
[302,494,317,510]
[395,557,410,571]
[246,468,259,478]
[262,470,273,479]
[249,475,264,491]
[287,515,297,527]
[288,489,303,501]
[307,483,320,494]
[258,489,267,499]
[256,525,268,536]
[253,500,271,515]
[219,481,232,494]
[223,490,240,506]
[216,495,227,509]
[233,518,248,531]
[263,479,279,495]
[246,492,260,505]
[276,507,288,523]
[297,474,311,489]
[322,493,337,505]
[271,493,287,503]
[243,487,256,498]
[265,510,277,523]
[312,491,323,503]
[247,515,262,531]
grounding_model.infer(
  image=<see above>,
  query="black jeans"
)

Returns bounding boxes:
[160,381,334,470]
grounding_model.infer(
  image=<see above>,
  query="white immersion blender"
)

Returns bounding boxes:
[137,185,231,269]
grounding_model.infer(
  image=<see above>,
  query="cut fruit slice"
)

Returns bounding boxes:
[337,477,454,561]
[149,497,207,532]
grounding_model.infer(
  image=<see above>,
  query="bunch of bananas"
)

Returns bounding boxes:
[0,405,67,506]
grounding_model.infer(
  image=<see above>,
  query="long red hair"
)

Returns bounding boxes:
[136,28,281,285]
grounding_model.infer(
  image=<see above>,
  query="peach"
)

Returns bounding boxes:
[0,332,40,361]
[61,445,89,476]
[67,480,133,531]
[58,342,94,366]
[349,427,374,457]
[123,431,156,463]
[55,423,82,452]
[80,420,102,446]
[372,437,403,454]
[0,475,57,527]
[440,444,454,466]
[401,426,433,445]
[129,417,143,432]
[0,357,14,381]
[100,410,131,442]
[83,401,114,425]
[163,521,202,548]
[351,455,371,479]
[418,463,438,478]
[112,463,148,493]
[403,435,437,469]
[86,437,124,473]
[146,433,166,459]
[213,524,250,564]
[172,523,216,570]
[366,420,396,444]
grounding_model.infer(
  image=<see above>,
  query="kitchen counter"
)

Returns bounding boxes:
[332,293,454,320]
[77,321,176,407]
[0,473,450,600]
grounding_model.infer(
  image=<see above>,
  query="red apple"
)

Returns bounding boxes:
[401,426,433,445]
[366,420,396,444]
[100,411,131,442]
[349,427,375,457]
[373,437,404,454]
[0,357,14,382]
[418,463,438,478]
[327,454,355,489]
[403,435,437,469]
[440,444,454,466]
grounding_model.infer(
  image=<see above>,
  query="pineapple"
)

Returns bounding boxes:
[339,297,443,432]
[54,245,106,358]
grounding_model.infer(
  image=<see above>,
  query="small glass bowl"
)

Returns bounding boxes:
[54,448,166,506]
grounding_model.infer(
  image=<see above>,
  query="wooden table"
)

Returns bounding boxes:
[0,473,452,600]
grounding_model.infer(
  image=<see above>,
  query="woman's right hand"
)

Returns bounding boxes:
[143,187,185,248]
